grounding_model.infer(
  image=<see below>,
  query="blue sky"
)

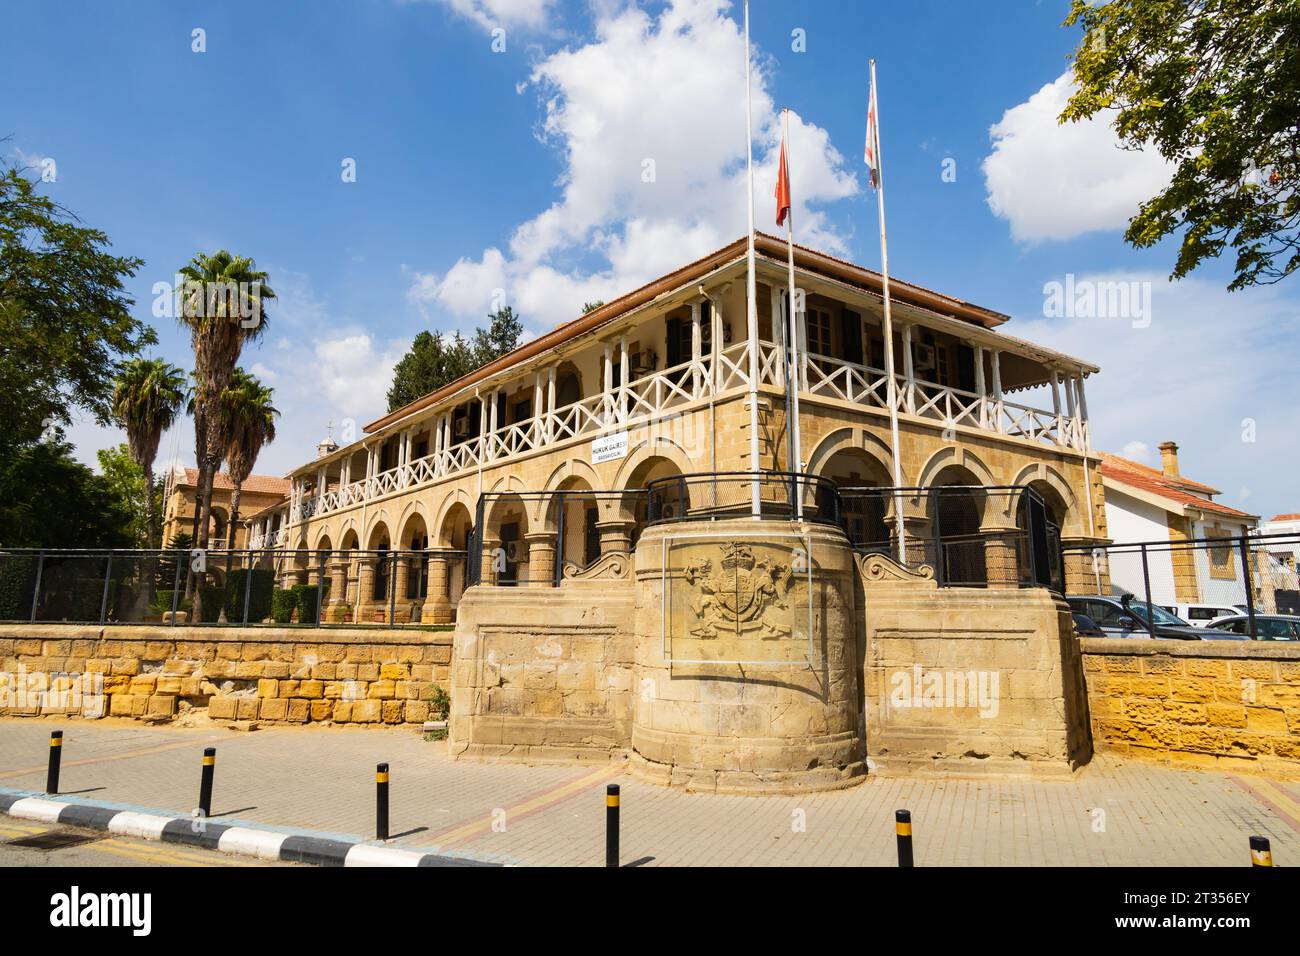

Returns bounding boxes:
[3,0,1296,519]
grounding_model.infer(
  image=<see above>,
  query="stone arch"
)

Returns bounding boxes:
[914,445,997,491]
[1009,462,1084,537]
[482,492,530,587]
[532,459,604,526]
[805,426,895,485]
[433,488,474,539]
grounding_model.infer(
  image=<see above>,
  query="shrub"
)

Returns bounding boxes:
[271,588,297,624]
[429,684,450,719]
[197,586,225,623]
[151,588,193,615]
[0,556,35,621]
[291,583,322,625]
[222,568,275,623]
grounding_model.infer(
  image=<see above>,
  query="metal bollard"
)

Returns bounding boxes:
[605,784,620,868]
[376,763,390,841]
[46,731,63,794]
[1250,835,1273,867]
[895,809,914,867]
[198,747,216,818]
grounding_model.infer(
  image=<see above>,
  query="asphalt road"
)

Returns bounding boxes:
[0,816,293,867]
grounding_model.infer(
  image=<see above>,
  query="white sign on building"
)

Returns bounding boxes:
[591,431,628,464]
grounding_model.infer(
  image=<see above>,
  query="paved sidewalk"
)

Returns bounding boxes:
[1,718,1297,866]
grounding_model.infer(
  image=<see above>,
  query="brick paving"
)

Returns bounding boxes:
[1,717,1298,866]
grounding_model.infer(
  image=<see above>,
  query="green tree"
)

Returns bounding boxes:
[581,300,605,314]
[217,368,279,557]
[111,358,186,548]
[96,443,162,547]
[1062,0,1300,290]
[387,331,477,412]
[0,440,135,548]
[0,164,153,455]
[174,251,275,558]
[386,307,525,412]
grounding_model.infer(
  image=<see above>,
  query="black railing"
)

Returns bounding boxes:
[0,547,465,629]
[1063,532,1300,641]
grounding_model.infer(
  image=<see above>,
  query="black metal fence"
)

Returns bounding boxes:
[0,547,465,628]
[467,474,1061,591]
[1063,532,1300,640]
[466,489,635,588]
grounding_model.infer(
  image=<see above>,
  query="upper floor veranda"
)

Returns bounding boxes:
[271,234,1099,539]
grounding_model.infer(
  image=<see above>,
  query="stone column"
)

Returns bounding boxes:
[1061,536,1109,595]
[324,556,350,623]
[982,525,1022,588]
[596,520,635,555]
[479,536,501,585]
[392,557,413,623]
[894,515,933,569]
[355,557,379,622]
[421,555,454,623]
[524,532,558,588]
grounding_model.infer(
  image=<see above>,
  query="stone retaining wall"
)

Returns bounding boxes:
[1080,638,1300,778]
[0,624,453,727]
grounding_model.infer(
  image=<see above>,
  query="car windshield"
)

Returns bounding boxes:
[1127,601,1188,626]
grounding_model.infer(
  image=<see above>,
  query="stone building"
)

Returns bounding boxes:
[252,234,1106,626]
[1099,441,1258,607]
[160,467,289,550]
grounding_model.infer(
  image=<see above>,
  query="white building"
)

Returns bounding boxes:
[1099,441,1258,608]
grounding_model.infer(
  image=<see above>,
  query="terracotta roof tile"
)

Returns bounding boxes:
[1099,453,1255,520]
[178,469,290,496]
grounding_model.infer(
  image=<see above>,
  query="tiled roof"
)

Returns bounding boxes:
[1099,453,1255,520]
[1271,513,1300,522]
[177,469,290,496]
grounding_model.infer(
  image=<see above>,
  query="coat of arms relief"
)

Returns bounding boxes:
[682,542,796,640]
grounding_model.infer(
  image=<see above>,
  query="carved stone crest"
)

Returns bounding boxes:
[683,542,794,640]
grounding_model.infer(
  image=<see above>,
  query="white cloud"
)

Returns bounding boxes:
[982,71,1174,242]
[1016,273,1299,517]
[408,0,859,330]
[427,0,555,31]
[1120,440,1153,465]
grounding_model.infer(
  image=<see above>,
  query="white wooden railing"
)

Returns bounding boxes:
[290,340,1084,522]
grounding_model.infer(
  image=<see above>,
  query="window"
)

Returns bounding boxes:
[1214,618,1247,634]
[1259,619,1292,640]
[806,309,833,357]
[1188,606,1219,621]
[512,399,531,424]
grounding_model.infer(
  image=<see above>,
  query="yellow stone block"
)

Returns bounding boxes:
[380,663,410,680]
[260,698,288,720]
[257,679,278,698]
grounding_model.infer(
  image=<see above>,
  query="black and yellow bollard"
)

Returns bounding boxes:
[605,784,620,868]
[895,809,914,867]
[376,763,390,841]
[197,747,216,818]
[45,731,63,794]
[1250,835,1273,867]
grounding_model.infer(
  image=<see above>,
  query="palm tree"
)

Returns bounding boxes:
[111,358,187,549]
[175,250,275,555]
[218,368,279,562]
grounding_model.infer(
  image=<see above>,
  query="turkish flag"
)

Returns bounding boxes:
[775,136,791,227]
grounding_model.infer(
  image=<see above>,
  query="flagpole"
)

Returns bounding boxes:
[782,108,804,520]
[743,0,761,518]
[870,59,909,564]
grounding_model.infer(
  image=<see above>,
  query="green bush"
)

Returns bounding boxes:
[222,568,275,623]
[291,583,323,625]
[197,586,225,623]
[0,556,35,620]
[151,588,193,615]
[271,588,297,624]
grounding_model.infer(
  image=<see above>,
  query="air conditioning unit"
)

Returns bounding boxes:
[453,417,470,438]
[631,350,657,376]
[913,343,936,371]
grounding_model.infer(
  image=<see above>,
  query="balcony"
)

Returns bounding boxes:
[288,330,1087,524]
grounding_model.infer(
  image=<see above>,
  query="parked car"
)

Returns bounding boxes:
[1066,595,1250,640]
[1158,603,1242,627]
[1205,614,1300,641]
[1072,612,1106,638]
